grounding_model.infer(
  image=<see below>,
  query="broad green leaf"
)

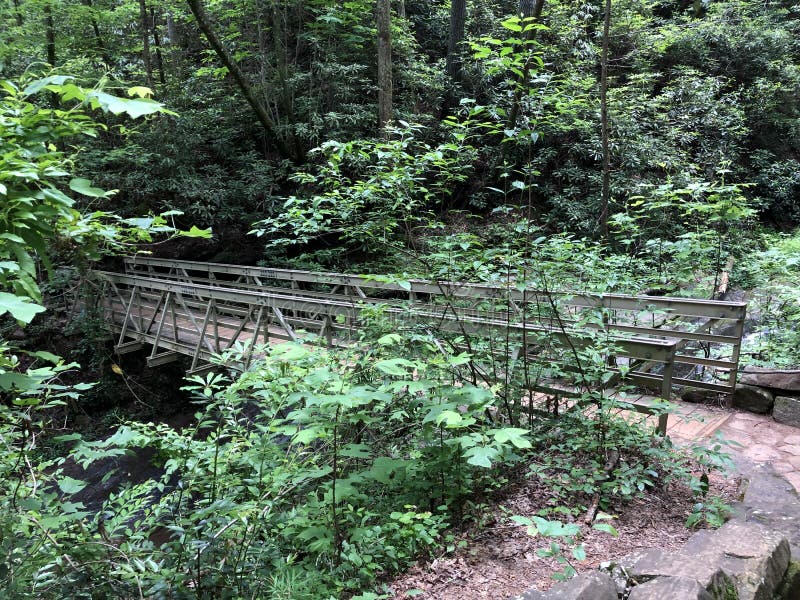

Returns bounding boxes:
[464,445,500,468]
[374,358,416,376]
[572,545,587,561]
[377,333,403,346]
[23,75,74,96]
[340,443,372,458]
[57,476,87,494]
[69,177,108,198]
[592,522,619,537]
[127,86,154,98]
[179,226,213,238]
[492,427,532,449]
[0,292,46,323]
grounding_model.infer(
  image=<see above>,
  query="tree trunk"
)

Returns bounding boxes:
[507,0,546,128]
[599,0,612,238]
[396,0,405,19]
[519,0,536,17]
[81,0,113,67]
[151,6,166,84]
[185,0,297,161]
[138,0,154,87]
[446,0,466,80]
[44,2,56,66]
[377,0,393,128]
[12,0,23,26]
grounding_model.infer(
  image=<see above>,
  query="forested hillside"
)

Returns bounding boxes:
[2,1,800,598]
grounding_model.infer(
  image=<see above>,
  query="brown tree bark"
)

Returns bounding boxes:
[150,7,166,85]
[12,0,23,26]
[446,0,466,80]
[599,0,612,238]
[138,0,154,87]
[81,0,113,67]
[506,0,546,129]
[185,0,297,161]
[44,2,56,66]
[377,0,393,128]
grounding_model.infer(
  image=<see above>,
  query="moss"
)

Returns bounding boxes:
[773,560,800,600]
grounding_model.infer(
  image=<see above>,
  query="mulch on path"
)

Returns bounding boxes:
[384,469,739,600]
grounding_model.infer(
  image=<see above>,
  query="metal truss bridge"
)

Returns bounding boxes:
[93,257,747,433]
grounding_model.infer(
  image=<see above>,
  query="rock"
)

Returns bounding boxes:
[774,396,800,427]
[512,572,617,600]
[618,547,733,596]
[732,384,775,414]
[683,519,790,600]
[681,387,722,404]
[627,576,714,600]
[740,367,800,392]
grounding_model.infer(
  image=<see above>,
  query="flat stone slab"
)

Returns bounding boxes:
[683,519,790,600]
[627,576,713,600]
[730,458,800,558]
[511,572,617,600]
[774,396,800,428]
[618,547,733,594]
[740,367,800,392]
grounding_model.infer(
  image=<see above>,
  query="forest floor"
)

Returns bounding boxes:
[384,465,738,599]
[384,401,800,599]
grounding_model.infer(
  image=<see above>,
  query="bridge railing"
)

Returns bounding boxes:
[121,256,746,396]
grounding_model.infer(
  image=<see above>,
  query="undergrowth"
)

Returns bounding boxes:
[1,319,732,598]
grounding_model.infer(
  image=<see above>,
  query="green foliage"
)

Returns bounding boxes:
[252,121,477,253]
[736,230,800,367]
[511,512,618,581]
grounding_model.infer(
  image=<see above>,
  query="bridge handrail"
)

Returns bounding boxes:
[123,256,746,320]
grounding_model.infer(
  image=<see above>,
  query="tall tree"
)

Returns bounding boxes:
[507,0,545,128]
[446,0,466,80]
[44,1,56,65]
[82,0,112,67]
[377,0,392,128]
[599,0,611,238]
[138,0,154,86]
[151,7,166,84]
[185,0,297,161]
[12,0,23,26]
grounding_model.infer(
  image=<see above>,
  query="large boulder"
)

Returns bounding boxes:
[682,520,790,600]
[774,396,800,428]
[732,384,775,414]
[618,547,733,597]
[511,572,617,600]
[740,367,800,392]
[681,387,722,404]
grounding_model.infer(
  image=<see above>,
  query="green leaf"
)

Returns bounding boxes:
[374,358,415,376]
[22,75,74,96]
[492,427,532,449]
[0,292,46,324]
[377,333,403,346]
[464,445,500,468]
[179,226,213,238]
[69,177,108,198]
[57,476,87,494]
[592,522,619,537]
[572,545,587,561]
[127,86,154,98]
